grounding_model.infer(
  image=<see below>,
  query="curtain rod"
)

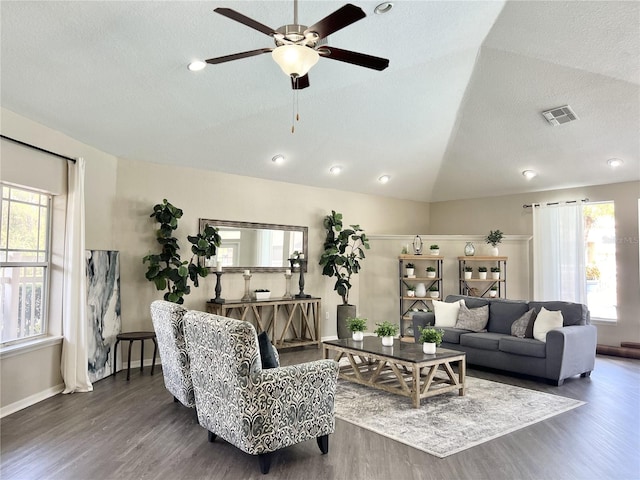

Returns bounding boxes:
[1,134,77,163]
[523,198,589,208]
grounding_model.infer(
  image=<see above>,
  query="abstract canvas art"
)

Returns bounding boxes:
[86,250,121,382]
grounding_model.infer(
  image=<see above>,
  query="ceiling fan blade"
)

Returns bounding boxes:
[319,46,389,71]
[291,74,310,90]
[214,7,278,37]
[205,48,272,65]
[304,4,366,40]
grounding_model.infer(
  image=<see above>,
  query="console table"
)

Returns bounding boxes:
[206,297,321,350]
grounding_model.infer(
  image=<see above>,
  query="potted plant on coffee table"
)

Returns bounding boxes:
[374,321,399,347]
[418,326,444,354]
[346,317,367,341]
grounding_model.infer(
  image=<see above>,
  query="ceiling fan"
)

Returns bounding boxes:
[205,1,390,90]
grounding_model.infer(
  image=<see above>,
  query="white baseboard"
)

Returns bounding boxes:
[1,383,65,419]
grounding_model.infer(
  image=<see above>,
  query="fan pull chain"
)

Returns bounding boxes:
[291,77,301,134]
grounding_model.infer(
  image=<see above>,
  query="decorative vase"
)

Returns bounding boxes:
[490,246,499,256]
[464,242,475,256]
[429,291,439,299]
[415,283,427,298]
[337,304,357,339]
[464,271,472,280]
[352,331,364,341]
[381,336,394,347]
[426,270,436,278]
[423,342,436,354]
[479,272,487,280]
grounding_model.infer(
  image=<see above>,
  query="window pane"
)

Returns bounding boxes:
[584,202,617,320]
[1,266,45,342]
[7,201,40,250]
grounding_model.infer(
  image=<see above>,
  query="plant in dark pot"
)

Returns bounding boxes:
[320,210,370,338]
[143,199,221,304]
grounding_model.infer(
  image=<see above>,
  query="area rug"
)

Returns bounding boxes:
[334,376,585,458]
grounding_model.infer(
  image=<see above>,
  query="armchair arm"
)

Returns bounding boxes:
[546,325,597,384]
[241,359,338,454]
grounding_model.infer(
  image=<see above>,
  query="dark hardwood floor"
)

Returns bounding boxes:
[1,349,639,480]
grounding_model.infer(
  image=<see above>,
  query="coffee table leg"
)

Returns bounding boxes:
[413,366,421,408]
[459,358,466,396]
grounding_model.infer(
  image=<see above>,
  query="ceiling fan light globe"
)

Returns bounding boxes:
[272,45,319,77]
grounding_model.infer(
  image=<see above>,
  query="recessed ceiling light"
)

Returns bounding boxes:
[329,165,342,175]
[187,60,206,72]
[522,170,537,179]
[272,154,285,164]
[378,175,391,184]
[607,158,623,167]
[374,2,394,14]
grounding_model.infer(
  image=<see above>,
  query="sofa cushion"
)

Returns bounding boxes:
[524,308,538,338]
[433,299,463,327]
[529,301,589,326]
[499,336,546,358]
[533,307,564,342]
[455,302,489,332]
[511,308,536,338]
[257,331,278,369]
[487,300,529,334]
[460,332,506,351]
[446,295,489,309]
[441,328,469,344]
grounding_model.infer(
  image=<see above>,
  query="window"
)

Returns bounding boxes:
[584,202,617,320]
[0,184,52,344]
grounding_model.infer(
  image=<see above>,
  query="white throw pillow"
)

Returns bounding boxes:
[533,307,564,342]
[433,299,463,328]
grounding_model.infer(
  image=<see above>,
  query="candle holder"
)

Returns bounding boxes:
[212,272,225,304]
[283,273,293,299]
[241,274,252,301]
[290,259,311,298]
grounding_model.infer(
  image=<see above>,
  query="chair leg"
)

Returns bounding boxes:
[173,396,178,403]
[208,431,217,443]
[316,435,329,454]
[258,453,272,475]
[581,371,592,378]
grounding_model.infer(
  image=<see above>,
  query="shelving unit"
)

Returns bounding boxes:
[398,254,444,338]
[458,256,507,298]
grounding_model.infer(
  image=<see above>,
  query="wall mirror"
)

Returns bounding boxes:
[199,219,308,273]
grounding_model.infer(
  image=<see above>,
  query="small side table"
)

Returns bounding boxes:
[113,331,157,381]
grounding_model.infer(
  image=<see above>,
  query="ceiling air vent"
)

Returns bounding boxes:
[542,105,578,126]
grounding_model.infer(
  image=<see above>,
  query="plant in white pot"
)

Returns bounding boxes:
[430,244,440,255]
[429,284,439,299]
[478,266,488,279]
[374,321,399,346]
[406,262,415,277]
[489,285,498,297]
[491,266,501,280]
[406,284,416,297]
[486,229,504,256]
[464,266,473,280]
[418,326,444,354]
[346,317,367,341]
[320,210,370,339]
[425,266,436,278]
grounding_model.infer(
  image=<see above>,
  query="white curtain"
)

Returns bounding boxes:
[61,157,93,394]
[532,203,586,303]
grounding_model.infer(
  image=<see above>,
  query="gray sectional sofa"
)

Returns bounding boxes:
[412,295,597,385]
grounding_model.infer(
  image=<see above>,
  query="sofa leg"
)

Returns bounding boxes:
[316,435,329,454]
[208,431,217,443]
[258,453,272,474]
[555,379,565,386]
[581,371,592,378]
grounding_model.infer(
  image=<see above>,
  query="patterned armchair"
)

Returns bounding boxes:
[183,310,339,475]
[150,300,195,408]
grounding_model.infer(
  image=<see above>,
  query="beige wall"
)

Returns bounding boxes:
[429,181,640,345]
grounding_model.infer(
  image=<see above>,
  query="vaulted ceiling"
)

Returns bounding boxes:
[1,1,638,202]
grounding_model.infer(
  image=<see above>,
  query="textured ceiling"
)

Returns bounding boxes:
[1,1,638,202]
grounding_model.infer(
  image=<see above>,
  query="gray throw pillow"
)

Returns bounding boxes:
[455,303,489,332]
[511,308,536,338]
